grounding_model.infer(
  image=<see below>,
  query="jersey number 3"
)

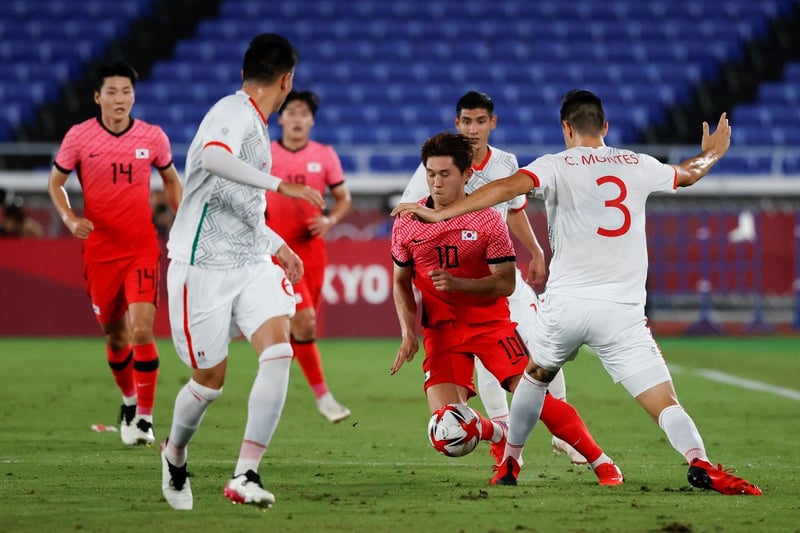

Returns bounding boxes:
[596,175,631,237]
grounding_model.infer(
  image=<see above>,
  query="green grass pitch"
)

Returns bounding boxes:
[1,336,798,532]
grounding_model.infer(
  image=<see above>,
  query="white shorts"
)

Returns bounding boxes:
[527,293,669,389]
[167,260,296,369]
[507,268,537,347]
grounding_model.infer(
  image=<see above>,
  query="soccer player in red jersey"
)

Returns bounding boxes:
[391,132,622,486]
[48,61,182,446]
[266,90,352,423]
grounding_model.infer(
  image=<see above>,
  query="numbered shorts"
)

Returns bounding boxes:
[422,321,529,397]
[168,260,296,369]
[527,293,670,394]
[84,254,160,325]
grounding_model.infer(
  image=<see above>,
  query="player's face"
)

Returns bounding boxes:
[425,156,471,208]
[278,100,314,142]
[455,108,496,152]
[94,76,135,122]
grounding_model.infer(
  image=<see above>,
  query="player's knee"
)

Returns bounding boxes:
[291,311,316,340]
[526,364,557,383]
[129,322,154,345]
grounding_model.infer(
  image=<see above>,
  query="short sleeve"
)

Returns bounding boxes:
[202,101,248,155]
[325,145,345,187]
[390,216,413,266]
[522,154,559,200]
[53,126,81,173]
[152,126,173,169]
[638,153,678,194]
[485,211,515,261]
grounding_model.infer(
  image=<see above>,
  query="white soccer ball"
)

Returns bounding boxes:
[427,403,482,457]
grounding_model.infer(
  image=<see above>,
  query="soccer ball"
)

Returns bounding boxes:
[427,403,482,457]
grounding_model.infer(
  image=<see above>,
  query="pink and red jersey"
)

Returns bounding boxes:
[265,139,345,244]
[54,117,172,262]
[391,199,516,328]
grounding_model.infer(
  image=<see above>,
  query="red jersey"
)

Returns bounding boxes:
[265,139,345,244]
[391,198,516,328]
[54,117,173,262]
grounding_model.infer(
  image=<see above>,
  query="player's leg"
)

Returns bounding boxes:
[223,262,295,508]
[89,260,140,444]
[426,382,503,449]
[160,260,232,510]
[597,303,760,494]
[291,303,350,423]
[506,273,583,462]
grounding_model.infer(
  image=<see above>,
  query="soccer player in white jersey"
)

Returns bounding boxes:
[160,33,325,510]
[400,91,587,465]
[393,90,762,495]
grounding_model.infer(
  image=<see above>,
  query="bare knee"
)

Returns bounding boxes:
[291,309,316,341]
[525,361,558,383]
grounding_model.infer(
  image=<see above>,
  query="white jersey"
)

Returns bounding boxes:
[168,91,282,269]
[400,145,526,218]
[522,145,677,305]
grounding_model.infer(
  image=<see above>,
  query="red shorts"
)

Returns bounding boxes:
[421,321,529,397]
[84,254,160,325]
[290,239,326,312]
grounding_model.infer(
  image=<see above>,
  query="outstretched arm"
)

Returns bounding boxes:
[391,171,533,222]
[675,113,731,187]
[203,144,324,207]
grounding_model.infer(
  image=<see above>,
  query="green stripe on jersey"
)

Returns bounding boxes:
[189,202,209,265]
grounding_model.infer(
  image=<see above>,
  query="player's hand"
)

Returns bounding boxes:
[391,336,418,375]
[275,244,303,284]
[526,254,547,293]
[277,182,325,209]
[307,214,335,237]
[429,269,460,292]
[65,215,94,239]
[701,112,731,159]
[390,202,442,223]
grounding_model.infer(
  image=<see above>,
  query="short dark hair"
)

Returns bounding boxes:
[456,91,494,117]
[243,33,298,84]
[560,90,605,135]
[94,61,138,92]
[421,132,474,173]
[279,90,319,116]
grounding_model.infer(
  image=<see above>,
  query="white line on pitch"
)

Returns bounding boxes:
[670,364,800,400]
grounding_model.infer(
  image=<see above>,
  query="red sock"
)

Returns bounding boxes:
[538,393,602,463]
[292,338,326,397]
[132,342,159,416]
[107,344,135,398]
[478,412,497,442]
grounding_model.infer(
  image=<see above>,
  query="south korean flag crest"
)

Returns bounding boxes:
[462,229,478,241]
[135,148,149,159]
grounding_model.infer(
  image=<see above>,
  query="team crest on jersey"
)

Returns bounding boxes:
[462,230,478,241]
[307,162,322,172]
[135,148,149,159]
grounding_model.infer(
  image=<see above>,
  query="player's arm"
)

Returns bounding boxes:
[158,164,183,213]
[309,182,351,237]
[47,166,94,239]
[675,113,731,187]
[391,262,419,375]
[430,259,516,297]
[202,144,324,208]
[506,207,546,289]
[391,171,533,222]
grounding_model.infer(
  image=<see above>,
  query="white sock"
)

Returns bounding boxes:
[547,368,567,400]
[475,358,509,420]
[167,379,222,466]
[507,373,548,447]
[235,343,292,476]
[658,404,708,464]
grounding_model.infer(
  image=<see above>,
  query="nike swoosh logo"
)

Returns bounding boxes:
[89,153,102,158]
[412,239,424,243]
